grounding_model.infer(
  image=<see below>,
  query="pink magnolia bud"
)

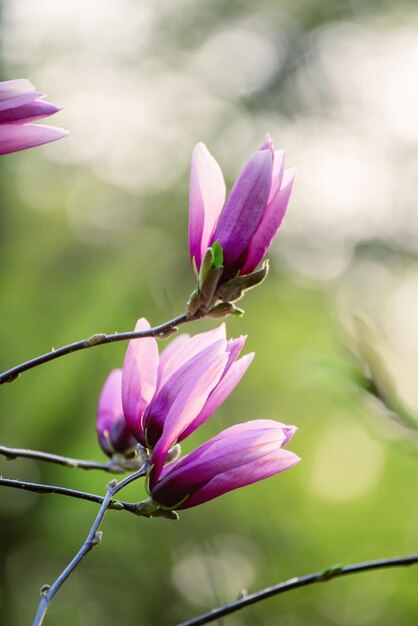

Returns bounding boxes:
[188,134,295,283]
[99,320,253,477]
[96,370,137,457]
[149,420,300,510]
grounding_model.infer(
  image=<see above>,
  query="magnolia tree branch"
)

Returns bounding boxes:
[177,553,418,626]
[0,444,126,473]
[0,476,146,514]
[32,463,150,626]
[0,312,197,385]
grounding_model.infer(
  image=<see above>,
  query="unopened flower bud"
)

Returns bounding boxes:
[149,420,300,510]
[188,136,294,286]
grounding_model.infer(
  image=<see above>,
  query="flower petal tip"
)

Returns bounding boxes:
[260,132,274,152]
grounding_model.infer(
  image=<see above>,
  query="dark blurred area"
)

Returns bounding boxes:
[1,1,418,624]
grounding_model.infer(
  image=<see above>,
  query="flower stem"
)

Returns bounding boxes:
[31,463,150,626]
[0,312,198,385]
[0,445,126,473]
[176,553,418,626]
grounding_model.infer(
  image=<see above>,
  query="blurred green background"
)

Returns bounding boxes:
[2,0,418,624]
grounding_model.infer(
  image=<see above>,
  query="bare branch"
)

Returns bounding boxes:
[177,554,418,626]
[32,462,151,626]
[0,311,198,384]
[0,476,144,514]
[0,445,126,473]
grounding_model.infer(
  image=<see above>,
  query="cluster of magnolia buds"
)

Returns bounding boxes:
[0,77,299,518]
[96,135,299,518]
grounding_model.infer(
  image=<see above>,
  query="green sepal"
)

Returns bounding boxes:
[216,261,269,303]
[201,265,224,305]
[206,302,236,318]
[187,290,204,317]
[198,247,214,290]
[151,509,179,521]
[211,240,223,268]
[132,497,181,520]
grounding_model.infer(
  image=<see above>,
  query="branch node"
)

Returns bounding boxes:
[319,564,343,581]
[92,531,103,546]
[109,500,124,510]
[4,372,19,384]
[156,326,178,339]
[40,584,50,597]
[86,333,107,347]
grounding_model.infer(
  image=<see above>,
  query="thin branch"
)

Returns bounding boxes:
[0,476,146,513]
[32,463,150,626]
[0,445,126,473]
[177,553,418,626]
[0,311,197,385]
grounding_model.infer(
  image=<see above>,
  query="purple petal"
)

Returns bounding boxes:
[150,348,229,480]
[0,91,44,112]
[178,352,254,442]
[0,100,61,124]
[0,124,68,156]
[224,336,247,371]
[240,168,295,275]
[259,132,274,152]
[267,150,285,202]
[189,142,226,269]
[97,370,136,456]
[157,333,190,387]
[154,420,291,486]
[157,324,226,391]
[151,419,299,508]
[211,148,273,270]
[146,337,228,446]
[162,421,294,486]
[97,370,123,430]
[180,449,300,508]
[0,80,43,112]
[122,318,159,444]
[0,78,35,101]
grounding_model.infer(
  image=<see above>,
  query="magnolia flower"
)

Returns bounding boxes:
[0,78,67,155]
[96,370,137,457]
[98,320,253,473]
[188,134,295,300]
[146,420,300,510]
